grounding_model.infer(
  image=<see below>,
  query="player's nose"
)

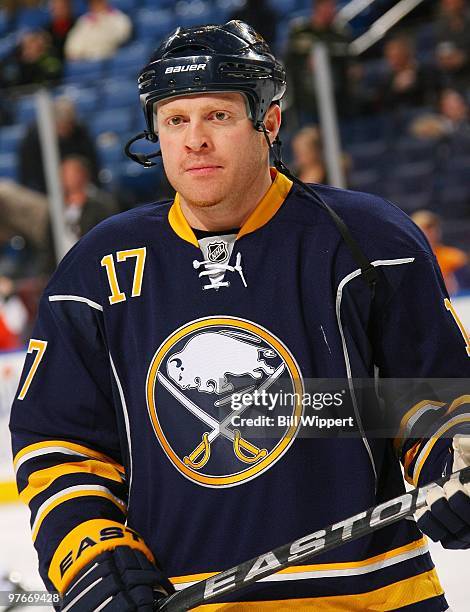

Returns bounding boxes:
[184,118,211,151]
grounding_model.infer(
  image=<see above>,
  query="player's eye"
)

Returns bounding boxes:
[168,116,184,126]
[212,111,230,121]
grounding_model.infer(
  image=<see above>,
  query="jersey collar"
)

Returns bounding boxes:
[168,168,293,247]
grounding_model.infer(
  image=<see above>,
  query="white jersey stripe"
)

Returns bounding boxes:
[49,295,103,311]
[336,257,415,488]
[109,353,134,507]
[402,403,444,443]
[31,485,126,535]
[15,447,90,474]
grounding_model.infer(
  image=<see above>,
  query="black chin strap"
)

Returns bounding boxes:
[261,127,378,292]
[124,131,162,167]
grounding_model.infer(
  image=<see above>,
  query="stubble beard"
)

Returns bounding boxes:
[179,188,225,211]
[182,194,223,209]
[172,138,268,216]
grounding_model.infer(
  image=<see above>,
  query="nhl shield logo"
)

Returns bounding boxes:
[207,241,229,263]
[146,317,304,488]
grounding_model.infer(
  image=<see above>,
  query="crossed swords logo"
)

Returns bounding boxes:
[157,363,285,470]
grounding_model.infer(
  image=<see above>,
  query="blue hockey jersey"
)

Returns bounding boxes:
[10,170,470,610]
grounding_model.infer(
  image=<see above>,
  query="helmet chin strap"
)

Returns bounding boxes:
[124,131,162,167]
[260,125,378,292]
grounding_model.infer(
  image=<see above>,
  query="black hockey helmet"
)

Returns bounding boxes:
[138,20,286,137]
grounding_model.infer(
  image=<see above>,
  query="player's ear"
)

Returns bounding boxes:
[263,103,281,144]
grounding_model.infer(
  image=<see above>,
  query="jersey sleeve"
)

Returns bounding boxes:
[372,251,470,487]
[9,264,150,594]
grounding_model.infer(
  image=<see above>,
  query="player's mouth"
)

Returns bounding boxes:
[185,165,223,176]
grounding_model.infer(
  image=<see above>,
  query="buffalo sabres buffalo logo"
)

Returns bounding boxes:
[146,317,303,487]
[207,241,229,263]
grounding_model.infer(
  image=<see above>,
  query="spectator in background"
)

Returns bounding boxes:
[375,34,431,112]
[412,210,468,294]
[435,0,470,91]
[0,29,62,89]
[46,0,76,61]
[61,155,118,252]
[440,87,470,130]
[0,179,50,278]
[411,88,470,140]
[291,125,327,183]
[18,96,99,193]
[64,0,132,61]
[285,0,351,124]
[229,0,278,49]
[0,180,49,250]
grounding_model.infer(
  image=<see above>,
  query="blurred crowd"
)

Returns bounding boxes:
[0,1,132,92]
[0,0,469,347]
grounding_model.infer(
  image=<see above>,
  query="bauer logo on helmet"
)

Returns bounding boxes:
[165,64,207,74]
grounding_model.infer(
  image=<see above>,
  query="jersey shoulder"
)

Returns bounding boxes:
[68,199,172,254]
[45,200,172,298]
[86,199,172,242]
[288,182,432,260]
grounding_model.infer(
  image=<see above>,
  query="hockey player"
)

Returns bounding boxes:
[10,21,470,611]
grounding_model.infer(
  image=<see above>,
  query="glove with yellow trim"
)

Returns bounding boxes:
[416,434,470,549]
[59,546,174,611]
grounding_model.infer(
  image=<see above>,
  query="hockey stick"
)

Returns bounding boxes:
[155,466,470,611]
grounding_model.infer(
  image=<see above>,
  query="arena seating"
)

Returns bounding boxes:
[0,0,469,222]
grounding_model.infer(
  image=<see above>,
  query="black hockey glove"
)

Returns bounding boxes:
[416,434,470,549]
[59,546,174,611]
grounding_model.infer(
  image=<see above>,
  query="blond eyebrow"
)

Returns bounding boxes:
[157,98,245,118]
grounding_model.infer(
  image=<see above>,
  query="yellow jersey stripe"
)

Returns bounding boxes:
[445,394,470,416]
[19,459,125,505]
[403,441,422,484]
[31,486,126,541]
[192,569,443,611]
[13,440,124,472]
[393,400,445,453]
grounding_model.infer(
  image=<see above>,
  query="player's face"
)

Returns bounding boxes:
[156,93,273,209]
